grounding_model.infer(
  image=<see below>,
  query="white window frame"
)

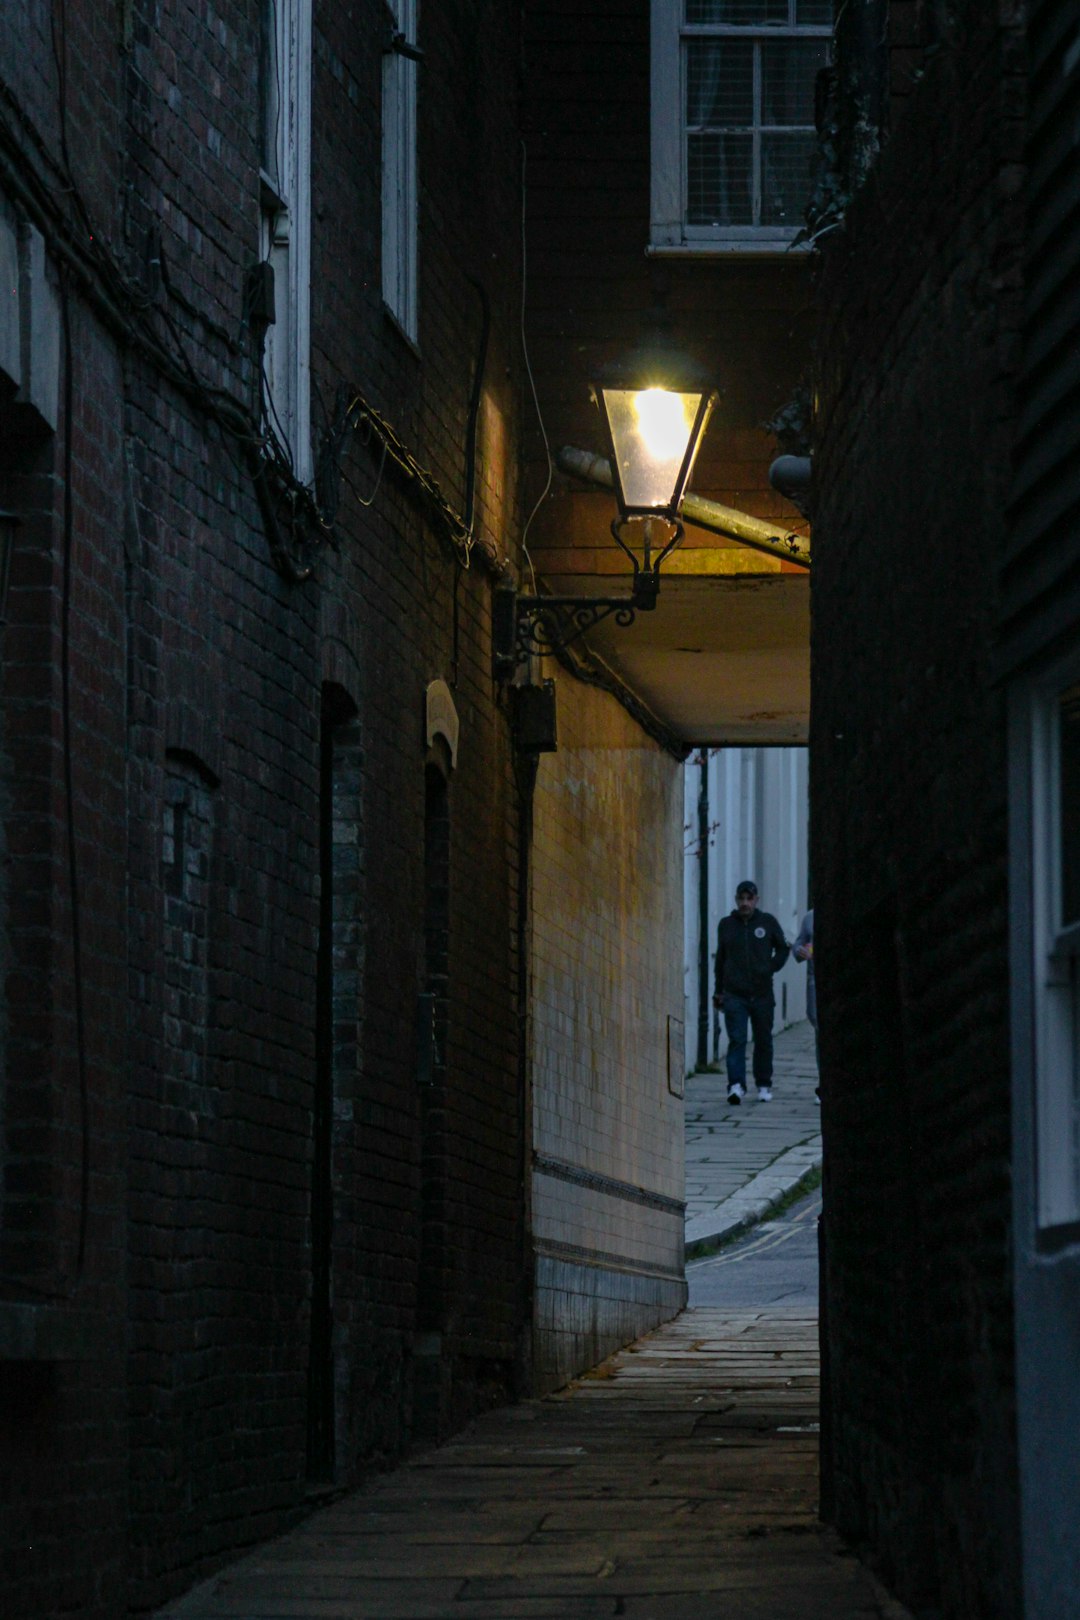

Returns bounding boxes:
[260,0,313,481]
[650,0,830,257]
[1028,653,1080,1231]
[382,0,419,343]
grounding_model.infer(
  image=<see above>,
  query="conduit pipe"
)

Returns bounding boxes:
[556,446,811,571]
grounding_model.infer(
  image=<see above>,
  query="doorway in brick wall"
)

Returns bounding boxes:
[307,684,361,1481]
[413,753,451,1440]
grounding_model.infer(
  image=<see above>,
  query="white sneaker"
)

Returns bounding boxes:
[727,1082,745,1106]
[757,1086,772,1101]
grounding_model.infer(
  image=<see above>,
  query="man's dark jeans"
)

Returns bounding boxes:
[723,993,774,1090]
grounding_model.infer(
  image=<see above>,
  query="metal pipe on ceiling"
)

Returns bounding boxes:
[556,446,811,571]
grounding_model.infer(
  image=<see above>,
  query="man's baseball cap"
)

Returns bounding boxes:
[736,880,758,897]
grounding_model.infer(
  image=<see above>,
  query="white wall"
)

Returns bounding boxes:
[683,747,809,1076]
[531,678,687,1392]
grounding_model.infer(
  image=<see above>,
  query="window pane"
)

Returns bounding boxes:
[795,0,831,21]
[687,40,753,125]
[686,0,788,21]
[259,0,279,184]
[760,130,816,223]
[1060,682,1080,927]
[762,37,828,124]
[688,131,753,224]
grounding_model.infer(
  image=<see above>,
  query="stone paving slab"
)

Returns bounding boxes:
[684,1020,821,1257]
[159,1308,911,1620]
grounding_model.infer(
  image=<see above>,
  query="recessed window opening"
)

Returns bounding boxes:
[421,759,450,1253]
[413,755,450,1438]
[308,685,361,1482]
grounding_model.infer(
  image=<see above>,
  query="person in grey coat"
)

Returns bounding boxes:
[793,908,819,1099]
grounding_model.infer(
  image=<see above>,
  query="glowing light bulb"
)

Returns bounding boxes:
[633,388,692,462]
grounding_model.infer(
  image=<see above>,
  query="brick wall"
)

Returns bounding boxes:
[529,674,686,1391]
[1,1,131,1594]
[1,0,531,1613]
[812,4,1025,1615]
[120,0,320,1579]
[0,310,130,1620]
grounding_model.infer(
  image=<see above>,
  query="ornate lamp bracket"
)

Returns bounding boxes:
[493,563,665,679]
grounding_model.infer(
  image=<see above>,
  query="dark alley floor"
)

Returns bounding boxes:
[163,1301,906,1620]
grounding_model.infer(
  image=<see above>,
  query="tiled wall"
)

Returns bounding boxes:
[529,675,686,1391]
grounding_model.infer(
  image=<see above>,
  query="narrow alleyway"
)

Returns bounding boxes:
[163,1301,902,1620]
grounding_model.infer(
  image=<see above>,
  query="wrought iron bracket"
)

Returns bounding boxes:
[493,574,660,679]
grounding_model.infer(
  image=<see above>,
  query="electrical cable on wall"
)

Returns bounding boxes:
[0,70,510,589]
[518,139,549,595]
[548,636,690,763]
[0,71,319,575]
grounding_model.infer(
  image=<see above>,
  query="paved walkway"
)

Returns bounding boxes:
[162,1307,906,1620]
[684,1019,821,1258]
[156,1023,848,1620]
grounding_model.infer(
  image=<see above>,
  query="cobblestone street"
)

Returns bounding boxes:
[163,1306,902,1620]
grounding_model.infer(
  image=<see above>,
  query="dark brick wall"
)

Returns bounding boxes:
[1,0,131,1574]
[0,337,130,1619]
[812,5,1025,1616]
[1004,0,1080,674]
[2,0,529,1614]
[1004,12,1080,1611]
[308,0,528,1465]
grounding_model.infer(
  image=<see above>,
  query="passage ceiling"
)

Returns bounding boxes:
[529,490,809,747]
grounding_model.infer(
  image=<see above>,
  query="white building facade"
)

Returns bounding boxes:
[683,747,810,1079]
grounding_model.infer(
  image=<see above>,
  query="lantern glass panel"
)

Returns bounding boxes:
[602,387,705,514]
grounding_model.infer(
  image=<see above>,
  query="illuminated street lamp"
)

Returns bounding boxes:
[494,349,716,677]
[596,351,715,520]
[594,349,716,607]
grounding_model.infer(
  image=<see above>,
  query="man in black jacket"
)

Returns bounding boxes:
[712,880,790,1105]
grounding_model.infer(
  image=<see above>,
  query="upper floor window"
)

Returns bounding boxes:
[650,0,831,255]
[382,0,419,342]
[259,0,312,479]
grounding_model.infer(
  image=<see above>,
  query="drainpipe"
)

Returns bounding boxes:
[556,447,811,570]
[696,753,710,1071]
